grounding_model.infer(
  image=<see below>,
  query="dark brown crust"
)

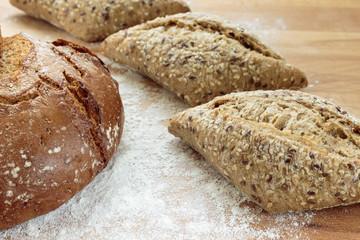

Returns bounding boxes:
[52,39,107,69]
[0,34,124,230]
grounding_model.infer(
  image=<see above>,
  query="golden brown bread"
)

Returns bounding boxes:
[169,90,360,213]
[10,0,190,42]
[0,33,124,230]
[101,12,308,106]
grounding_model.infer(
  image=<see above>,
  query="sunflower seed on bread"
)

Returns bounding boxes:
[10,0,190,42]
[168,90,360,213]
[101,12,308,106]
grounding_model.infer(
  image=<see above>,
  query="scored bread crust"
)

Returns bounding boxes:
[0,34,124,230]
[10,0,190,42]
[168,90,360,213]
[101,12,308,106]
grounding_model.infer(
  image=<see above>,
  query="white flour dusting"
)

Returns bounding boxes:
[234,17,287,41]
[0,58,314,239]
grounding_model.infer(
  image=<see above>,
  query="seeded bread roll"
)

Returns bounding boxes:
[0,32,124,230]
[168,90,360,213]
[101,12,308,106]
[10,0,190,42]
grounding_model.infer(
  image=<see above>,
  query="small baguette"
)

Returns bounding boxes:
[101,12,308,106]
[168,90,360,213]
[10,0,190,42]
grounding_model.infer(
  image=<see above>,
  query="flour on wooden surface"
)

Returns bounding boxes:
[0,58,314,240]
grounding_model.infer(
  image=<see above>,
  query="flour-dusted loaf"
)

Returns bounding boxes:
[101,12,308,106]
[168,90,360,213]
[0,32,124,230]
[10,0,190,42]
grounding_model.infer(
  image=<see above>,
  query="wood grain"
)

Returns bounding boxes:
[1,0,360,239]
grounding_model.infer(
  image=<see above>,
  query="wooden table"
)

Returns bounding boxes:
[1,1,360,239]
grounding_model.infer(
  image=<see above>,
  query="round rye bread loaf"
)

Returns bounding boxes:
[0,32,124,230]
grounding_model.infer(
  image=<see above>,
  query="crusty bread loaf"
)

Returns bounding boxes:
[10,0,190,42]
[168,90,360,213]
[0,33,124,230]
[101,12,308,106]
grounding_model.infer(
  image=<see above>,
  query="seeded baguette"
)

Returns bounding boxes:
[10,0,190,42]
[101,12,308,106]
[168,90,360,213]
[0,33,124,230]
